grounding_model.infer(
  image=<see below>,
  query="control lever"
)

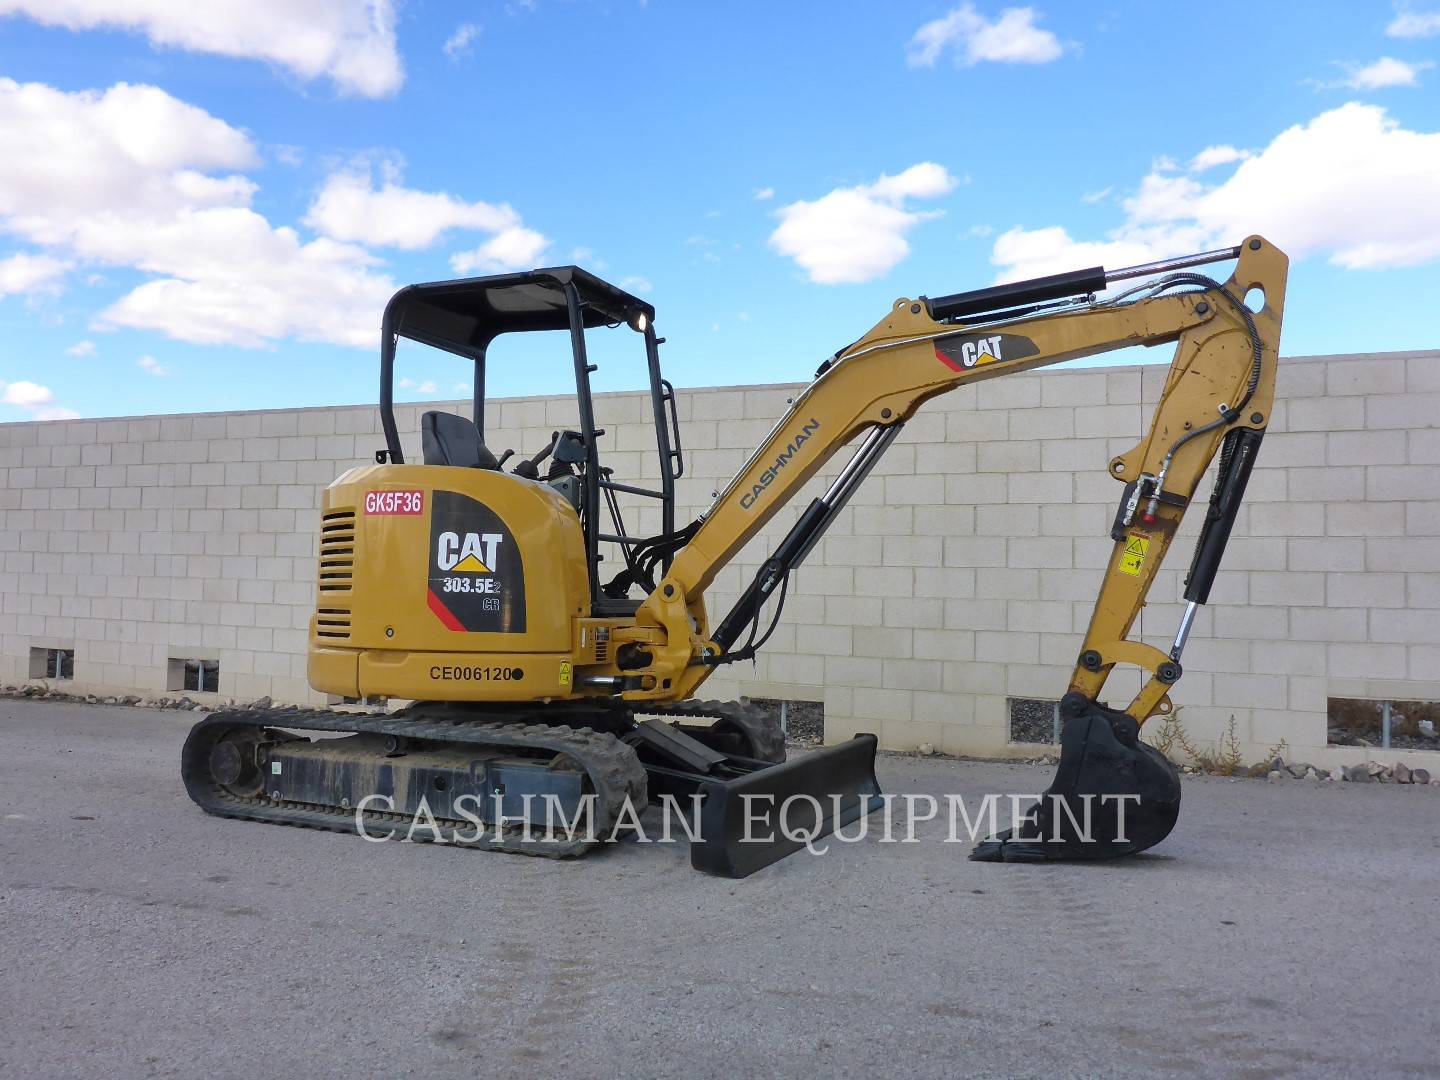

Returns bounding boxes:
[513,432,558,480]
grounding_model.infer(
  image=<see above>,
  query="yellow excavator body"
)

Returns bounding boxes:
[182,241,1296,875]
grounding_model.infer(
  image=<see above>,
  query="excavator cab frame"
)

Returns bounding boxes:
[376,267,685,614]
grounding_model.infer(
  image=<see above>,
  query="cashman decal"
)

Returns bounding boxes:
[740,417,821,510]
[427,491,526,633]
[934,332,1039,372]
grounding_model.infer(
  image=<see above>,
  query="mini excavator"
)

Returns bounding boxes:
[182,237,1287,875]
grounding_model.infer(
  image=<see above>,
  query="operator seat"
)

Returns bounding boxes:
[420,411,501,469]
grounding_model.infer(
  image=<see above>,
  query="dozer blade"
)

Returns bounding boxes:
[971,694,1180,862]
[691,734,883,878]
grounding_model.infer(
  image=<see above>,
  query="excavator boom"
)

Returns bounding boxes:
[619,236,1286,861]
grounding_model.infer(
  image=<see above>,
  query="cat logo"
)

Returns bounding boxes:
[427,491,526,633]
[935,332,1039,372]
[437,531,502,573]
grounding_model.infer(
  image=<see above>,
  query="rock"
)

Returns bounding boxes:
[1268,757,1285,774]
[1267,770,1285,782]
[1286,762,1311,779]
[1393,763,1412,784]
[1411,767,1431,785]
[917,742,935,756]
[121,695,140,705]
[1304,767,1320,781]
[1344,765,1373,783]
[1420,719,1436,738]
[1367,761,1388,778]
[1246,762,1270,779]
[252,696,273,710]
[1329,768,1345,782]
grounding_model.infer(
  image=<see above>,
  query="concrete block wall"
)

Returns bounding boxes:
[2,349,1438,769]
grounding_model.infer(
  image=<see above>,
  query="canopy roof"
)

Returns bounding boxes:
[381,266,654,360]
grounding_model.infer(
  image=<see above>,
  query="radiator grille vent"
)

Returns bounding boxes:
[315,608,352,640]
[318,510,355,593]
[595,626,610,664]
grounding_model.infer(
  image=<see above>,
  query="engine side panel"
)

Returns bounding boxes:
[307,463,591,700]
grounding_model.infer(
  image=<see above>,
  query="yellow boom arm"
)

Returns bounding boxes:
[617,236,1288,724]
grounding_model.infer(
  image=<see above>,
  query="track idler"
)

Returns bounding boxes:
[971,693,1180,862]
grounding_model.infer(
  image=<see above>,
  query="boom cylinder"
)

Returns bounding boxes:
[712,423,902,650]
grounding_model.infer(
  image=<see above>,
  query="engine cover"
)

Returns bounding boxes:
[307,463,591,701]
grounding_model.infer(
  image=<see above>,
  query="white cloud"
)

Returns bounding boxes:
[450,226,548,274]
[1320,56,1433,90]
[0,0,403,97]
[989,103,1440,283]
[1079,186,1112,204]
[0,78,396,349]
[444,22,480,59]
[570,246,606,269]
[907,4,1063,67]
[0,377,77,418]
[989,224,1164,284]
[1187,145,1251,172]
[1387,7,1440,37]
[416,379,437,394]
[137,355,168,376]
[305,164,526,250]
[753,187,775,201]
[769,163,957,284]
[620,275,653,293]
[1,379,53,406]
[0,251,67,295]
[66,339,96,356]
[271,144,304,167]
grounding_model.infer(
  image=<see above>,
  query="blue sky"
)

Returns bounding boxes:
[0,0,1438,421]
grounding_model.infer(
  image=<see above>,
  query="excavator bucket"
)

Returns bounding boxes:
[971,694,1180,862]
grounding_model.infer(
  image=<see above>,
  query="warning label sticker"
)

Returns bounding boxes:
[1118,534,1150,577]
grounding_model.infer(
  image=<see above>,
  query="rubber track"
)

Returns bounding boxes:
[181,708,648,858]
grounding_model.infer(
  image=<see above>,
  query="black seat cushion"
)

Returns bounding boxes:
[421,411,501,469]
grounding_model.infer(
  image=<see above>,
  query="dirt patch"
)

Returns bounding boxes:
[1328,697,1440,751]
[1008,697,1058,745]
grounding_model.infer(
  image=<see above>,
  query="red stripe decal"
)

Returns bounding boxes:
[427,589,466,632]
[935,344,964,371]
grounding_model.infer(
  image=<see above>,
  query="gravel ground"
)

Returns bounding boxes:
[2,699,1439,1080]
